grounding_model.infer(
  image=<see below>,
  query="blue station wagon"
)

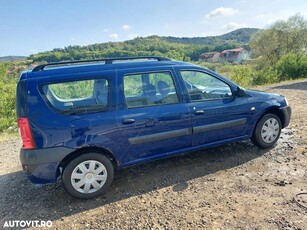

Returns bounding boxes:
[16,56,291,198]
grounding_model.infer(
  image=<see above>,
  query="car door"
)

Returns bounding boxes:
[178,69,251,147]
[116,68,193,167]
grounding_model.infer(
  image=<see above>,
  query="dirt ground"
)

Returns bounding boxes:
[0,80,306,230]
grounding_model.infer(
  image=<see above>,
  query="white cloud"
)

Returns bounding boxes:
[109,33,119,39]
[121,24,130,31]
[253,12,307,28]
[254,13,286,24]
[223,22,247,30]
[128,33,139,39]
[255,14,266,20]
[267,15,291,24]
[206,7,238,18]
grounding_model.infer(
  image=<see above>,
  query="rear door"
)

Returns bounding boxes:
[178,69,251,146]
[116,68,192,166]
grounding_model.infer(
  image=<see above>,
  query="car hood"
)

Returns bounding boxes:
[246,89,282,99]
[245,89,288,107]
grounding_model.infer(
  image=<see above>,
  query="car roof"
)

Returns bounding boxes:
[24,57,196,79]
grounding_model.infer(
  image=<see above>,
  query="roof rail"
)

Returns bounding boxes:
[32,56,171,72]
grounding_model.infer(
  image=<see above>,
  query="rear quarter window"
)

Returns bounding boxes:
[49,80,94,99]
[42,78,109,114]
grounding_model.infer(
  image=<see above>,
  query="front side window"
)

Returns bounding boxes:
[181,70,233,101]
[124,72,179,108]
[42,78,109,114]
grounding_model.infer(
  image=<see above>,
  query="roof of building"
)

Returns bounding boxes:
[221,48,245,54]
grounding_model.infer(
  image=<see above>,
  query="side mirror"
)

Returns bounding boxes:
[236,86,247,97]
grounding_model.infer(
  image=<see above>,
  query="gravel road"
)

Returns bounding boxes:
[0,80,306,229]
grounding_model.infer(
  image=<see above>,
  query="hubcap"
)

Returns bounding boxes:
[71,160,107,194]
[261,118,280,144]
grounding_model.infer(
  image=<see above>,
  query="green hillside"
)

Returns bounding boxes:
[0,56,27,62]
[29,28,259,63]
[161,28,259,44]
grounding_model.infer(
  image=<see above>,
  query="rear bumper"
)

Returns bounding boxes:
[20,147,73,184]
[280,106,291,128]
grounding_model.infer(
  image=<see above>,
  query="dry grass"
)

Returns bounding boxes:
[0,131,18,142]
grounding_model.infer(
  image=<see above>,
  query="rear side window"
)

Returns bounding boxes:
[49,80,94,99]
[124,71,179,108]
[42,78,109,114]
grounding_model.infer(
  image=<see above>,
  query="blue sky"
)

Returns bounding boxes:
[0,0,306,56]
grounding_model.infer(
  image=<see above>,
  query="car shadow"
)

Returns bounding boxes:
[269,81,307,91]
[0,140,268,224]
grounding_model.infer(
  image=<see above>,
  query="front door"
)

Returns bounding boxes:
[116,69,192,167]
[179,70,251,146]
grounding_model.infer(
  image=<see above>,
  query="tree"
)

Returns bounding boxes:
[250,28,280,67]
[250,13,307,68]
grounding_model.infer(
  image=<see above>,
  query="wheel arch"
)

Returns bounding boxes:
[57,146,118,177]
[252,106,286,136]
[261,107,286,127]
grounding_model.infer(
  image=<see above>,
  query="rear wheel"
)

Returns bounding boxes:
[62,153,114,199]
[251,113,281,148]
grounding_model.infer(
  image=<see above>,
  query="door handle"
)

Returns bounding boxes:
[122,118,135,124]
[194,110,205,115]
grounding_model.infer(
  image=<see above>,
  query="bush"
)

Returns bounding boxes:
[217,64,236,77]
[251,67,279,85]
[0,62,27,132]
[197,62,237,76]
[0,82,16,131]
[229,65,252,87]
[197,62,220,71]
[277,53,307,80]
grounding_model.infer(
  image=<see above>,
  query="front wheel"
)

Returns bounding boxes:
[62,153,114,199]
[251,113,282,149]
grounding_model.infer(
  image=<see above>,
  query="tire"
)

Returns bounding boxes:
[251,113,282,149]
[62,153,114,199]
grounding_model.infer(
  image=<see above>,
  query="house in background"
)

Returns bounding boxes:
[199,48,249,64]
[199,52,220,63]
[219,48,249,63]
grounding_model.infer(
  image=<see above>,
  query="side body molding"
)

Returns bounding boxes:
[128,118,247,145]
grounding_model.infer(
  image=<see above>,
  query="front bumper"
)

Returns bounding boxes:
[20,147,73,184]
[280,105,291,128]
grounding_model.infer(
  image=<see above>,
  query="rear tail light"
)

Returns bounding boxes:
[18,118,36,149]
